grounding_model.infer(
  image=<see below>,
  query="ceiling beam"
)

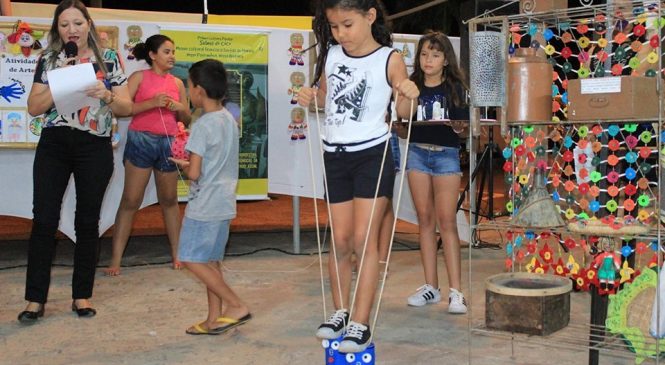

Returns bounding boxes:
[387,0,449,20]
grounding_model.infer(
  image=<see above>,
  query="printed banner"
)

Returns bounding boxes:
[163,31,268,64]
[161,29,269,199]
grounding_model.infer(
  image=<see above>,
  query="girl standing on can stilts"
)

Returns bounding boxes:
[298,0,419,353]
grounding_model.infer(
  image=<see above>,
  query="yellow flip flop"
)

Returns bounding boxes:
[212,313,252,334]
[186,322,221,335]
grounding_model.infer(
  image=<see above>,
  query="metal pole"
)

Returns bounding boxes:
[202,0,208,24]
[292,196,301,254]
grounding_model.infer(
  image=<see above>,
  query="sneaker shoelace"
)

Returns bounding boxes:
[345,323,366,340]
[326,310,347,326]
[450,291,467,305]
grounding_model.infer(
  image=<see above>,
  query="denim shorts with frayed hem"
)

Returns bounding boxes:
[406,144,461,176]
[178,217,231,263]
[123,129,177,172]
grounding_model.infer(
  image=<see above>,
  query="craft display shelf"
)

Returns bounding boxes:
[475,118,665,126]
[466,1,665,364]
[475,220,661,240]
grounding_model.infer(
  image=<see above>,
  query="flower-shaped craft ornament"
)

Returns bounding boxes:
[573,268,591,291]
[553,257,570,277]
[538,243,554,264]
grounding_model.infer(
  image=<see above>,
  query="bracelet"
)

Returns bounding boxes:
[106,91,116,105]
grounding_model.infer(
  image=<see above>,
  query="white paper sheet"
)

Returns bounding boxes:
[46,63,99,115]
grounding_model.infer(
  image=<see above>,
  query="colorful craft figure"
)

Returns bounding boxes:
[7,21,42,57]
[288,72,306,105]
[288,33,305,66]
[124,25,143,60]
[288,107,307,140]
[170,121,189,160]
[592,238,621,294]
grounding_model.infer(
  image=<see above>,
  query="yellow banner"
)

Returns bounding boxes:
[161,30,268,64]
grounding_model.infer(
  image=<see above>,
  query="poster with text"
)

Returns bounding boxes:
[0,21,119,148]
[161,29,269,200]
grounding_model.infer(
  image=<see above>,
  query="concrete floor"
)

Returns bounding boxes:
[0,230,652,365]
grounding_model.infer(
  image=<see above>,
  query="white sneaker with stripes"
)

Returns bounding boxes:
[407,284,441,307]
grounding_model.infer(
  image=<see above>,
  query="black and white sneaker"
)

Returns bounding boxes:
[316,309,349,339]
[339,321,371,353]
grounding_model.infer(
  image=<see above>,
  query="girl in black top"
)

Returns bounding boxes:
[403,31,469,314]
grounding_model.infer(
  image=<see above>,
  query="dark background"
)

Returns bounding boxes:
[17,0,468,35]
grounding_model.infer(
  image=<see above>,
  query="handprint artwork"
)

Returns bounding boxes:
[0,81,25,103]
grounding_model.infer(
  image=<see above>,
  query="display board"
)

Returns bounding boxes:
[0,20,118,148]
[161,27,269,199]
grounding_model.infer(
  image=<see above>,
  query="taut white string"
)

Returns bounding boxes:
[371,94,415,338]
[306,89,338,319]
[348,92,412,326]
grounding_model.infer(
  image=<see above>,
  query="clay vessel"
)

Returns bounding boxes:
[507,47,553,123]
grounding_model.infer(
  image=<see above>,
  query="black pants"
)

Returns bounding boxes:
[25,127,113,304]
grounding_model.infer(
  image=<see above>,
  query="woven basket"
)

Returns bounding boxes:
[624,286,656,354]
[567,219,649,236]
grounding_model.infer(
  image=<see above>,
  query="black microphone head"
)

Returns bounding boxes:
[64,41,78,58]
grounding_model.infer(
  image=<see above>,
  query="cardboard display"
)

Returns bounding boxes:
[568,76,660,121]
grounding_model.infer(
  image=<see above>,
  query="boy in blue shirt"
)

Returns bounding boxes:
[170,59,251,335]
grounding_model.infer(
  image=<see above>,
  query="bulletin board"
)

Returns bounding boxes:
[0,20,118,148]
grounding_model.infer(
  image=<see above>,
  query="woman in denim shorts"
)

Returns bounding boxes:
[404,31,470,314]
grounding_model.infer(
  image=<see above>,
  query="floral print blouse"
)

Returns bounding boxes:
[32,48,127,137]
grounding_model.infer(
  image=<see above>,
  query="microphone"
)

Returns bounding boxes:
[64,41,77,65]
